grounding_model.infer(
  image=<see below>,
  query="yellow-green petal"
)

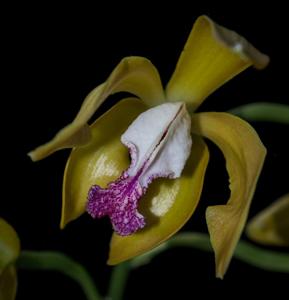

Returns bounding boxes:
[61,98,148,228]
[166,15,269,112]
[0,266,17,300]
[246,193,289,246]
[29,56,165,161]
[191,112,266,278]
[0,219,20,274]
[108,136,209,265]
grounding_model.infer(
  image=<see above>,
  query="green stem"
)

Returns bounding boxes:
[234,242,289,273]
[17,251,102,300]
[107,261,131,300]
[17,234,289,300]
[228,102,289,124]
[131,233,289,273]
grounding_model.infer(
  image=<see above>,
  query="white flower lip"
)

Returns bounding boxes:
[121,102,192,189]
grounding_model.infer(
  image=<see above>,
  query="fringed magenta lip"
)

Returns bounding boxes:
[87,172,145,236]
[87,102,192,236]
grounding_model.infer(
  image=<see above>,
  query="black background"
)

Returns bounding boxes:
[2,2,289,299]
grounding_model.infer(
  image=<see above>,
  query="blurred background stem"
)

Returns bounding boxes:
[107,261,131,300]
[15,233,289,300]
[17,251,102,300]
[130,232,289,273]
[228,102,289,124]
[108,232,289,299]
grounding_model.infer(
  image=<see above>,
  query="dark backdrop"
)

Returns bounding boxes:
[3,2,289,299]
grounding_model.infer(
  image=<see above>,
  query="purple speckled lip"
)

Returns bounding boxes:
[86,102,192,236]
[87,170,145,236]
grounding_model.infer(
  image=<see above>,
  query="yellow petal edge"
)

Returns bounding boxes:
[108,135,209,265]
[29,57,164,161]
[166,15,269,112]
[191,112,266,278]
[246,193,289,246]
[0,218,20,274]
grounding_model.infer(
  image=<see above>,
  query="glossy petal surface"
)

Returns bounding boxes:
[166,15,269,112]
[62,98,148,228]
[29,57,165,161]
[246,193,289,246]
[108,136,209,265]
[191,112,266,278]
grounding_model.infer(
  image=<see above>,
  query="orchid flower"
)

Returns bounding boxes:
[0,218,20,300]
[247,193,289,246]
[29,16,269,278]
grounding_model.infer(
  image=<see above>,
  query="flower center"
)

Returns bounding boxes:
[87,102,192,236]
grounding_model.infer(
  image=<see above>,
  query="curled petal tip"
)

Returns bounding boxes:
[201,15,270,70]
[167,15,269,111]
[27,151,36,162]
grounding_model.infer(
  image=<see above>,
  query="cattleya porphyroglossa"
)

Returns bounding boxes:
[29,16,269,278]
